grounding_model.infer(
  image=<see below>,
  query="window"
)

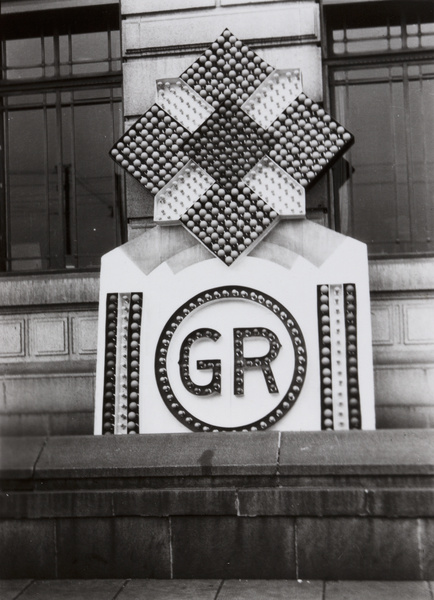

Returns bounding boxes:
[326,1,434,257]
[0,5,123,271]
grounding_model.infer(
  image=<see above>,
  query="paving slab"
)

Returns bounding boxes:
[0,580,33,600]
[296,517,421,580]
[0,580,432,599]
[17,580,126,599]
[116,579,221,599]
[219,579,323,599]
[325,580,432,600]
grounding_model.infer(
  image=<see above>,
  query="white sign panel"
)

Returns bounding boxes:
[94,29,375,434]
[94,220,375,434]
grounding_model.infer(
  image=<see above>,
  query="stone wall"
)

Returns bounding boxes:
[1,430,433,579]
[0,0,433,434]
[370,260,434,428]
[0,274,99,436]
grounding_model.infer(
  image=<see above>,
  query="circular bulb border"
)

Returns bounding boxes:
[154,285,307,432]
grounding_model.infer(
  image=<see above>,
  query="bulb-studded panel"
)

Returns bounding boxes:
[181,30,275,108]
[109,28,354,265]
[101,292,143,435]
[317,284,362,431]
[180,182,278,266]
[110,105,190,196]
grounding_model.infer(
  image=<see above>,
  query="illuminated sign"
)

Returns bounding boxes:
[94,30,375,435]
[109,29,353,265]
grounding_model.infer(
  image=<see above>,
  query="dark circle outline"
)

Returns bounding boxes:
[155,285,307,432]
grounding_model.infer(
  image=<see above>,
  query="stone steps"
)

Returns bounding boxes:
[1,430,433,579]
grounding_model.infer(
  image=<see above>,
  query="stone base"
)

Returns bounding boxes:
[1,430,433,579]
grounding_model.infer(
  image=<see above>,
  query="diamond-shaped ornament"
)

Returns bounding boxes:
[109,28,354,265]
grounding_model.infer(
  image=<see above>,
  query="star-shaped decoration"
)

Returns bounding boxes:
[110,29,353,265]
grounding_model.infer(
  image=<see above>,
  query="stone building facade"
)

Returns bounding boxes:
[1,0,433,435]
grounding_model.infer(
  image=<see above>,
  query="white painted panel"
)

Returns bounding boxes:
[156,78,214,133]
[94,219,375,434]
[242,69,303,129]
[244,157,306,217]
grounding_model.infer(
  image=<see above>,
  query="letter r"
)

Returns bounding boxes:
[233,328,281,396]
